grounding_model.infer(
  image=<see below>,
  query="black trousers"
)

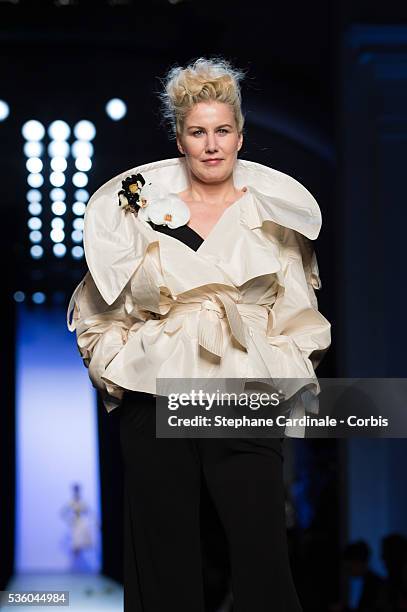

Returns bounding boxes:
[119,390,303,612]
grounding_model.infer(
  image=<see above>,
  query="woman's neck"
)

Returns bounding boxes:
[183,172,242,206]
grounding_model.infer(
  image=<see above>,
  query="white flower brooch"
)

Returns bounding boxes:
[118,173,190,229]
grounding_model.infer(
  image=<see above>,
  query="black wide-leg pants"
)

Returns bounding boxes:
[119,390,303,612]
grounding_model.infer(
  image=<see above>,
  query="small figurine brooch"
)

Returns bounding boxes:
[118,173,190,229]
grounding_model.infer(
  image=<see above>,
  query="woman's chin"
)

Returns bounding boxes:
[195,167,233,184]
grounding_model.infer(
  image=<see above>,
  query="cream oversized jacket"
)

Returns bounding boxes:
[67,157,331,437]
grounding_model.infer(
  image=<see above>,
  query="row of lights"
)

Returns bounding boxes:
[13,291,71,305]
[0,97,127,123]
[27,186,88,258]
[4,101,128,261]
[0,100,130,301]
[14,291,47,305]
[23,119,96,260]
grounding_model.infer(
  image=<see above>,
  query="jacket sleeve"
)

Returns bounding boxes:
[263,229,331,436]
[67,270,149,411]
[266,228,331,380]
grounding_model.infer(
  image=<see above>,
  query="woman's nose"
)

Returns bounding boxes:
[205,132,218,152]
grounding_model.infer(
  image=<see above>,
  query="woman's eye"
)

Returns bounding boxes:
[191,129,229,136]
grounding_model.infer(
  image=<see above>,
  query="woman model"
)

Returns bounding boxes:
[60,483,93,561]
[67,57,331,611]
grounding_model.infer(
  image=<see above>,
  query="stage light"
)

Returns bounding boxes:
[26,157,43,173]
[50,171,65,187]
[27,189,42,203]
[48,140,70,158]
[72,245,84,259]
[51,201,66,215]
[24,141,43,157]
[73,218,84,230]
[27,173,44,188]
[22,120,45,141]
[73,120,96,141]
[53,243,66,257]
[51,218,64,229]
[24,116,97,268]
[28,217,42,230]
[50,157,67,172]
[71,140,93,159]
[74,189,89,202]
[48,120,70,141]
[13,291,25,303]
[75,157,92,172]
[72,201,86,215]
[106,98,127,121]
[32,291,46,304]
[29,230,42,243]
[71,229,83,243]
[30,245,43,259]
[50,188,65,201]
[72,172,88,187]
[50,228,65,243]
[28,202,42,216]
[0,100,10,121]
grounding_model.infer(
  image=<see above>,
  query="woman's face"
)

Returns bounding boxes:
[176,101,243,185]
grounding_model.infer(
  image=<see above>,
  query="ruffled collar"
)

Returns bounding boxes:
[83,157,322,304]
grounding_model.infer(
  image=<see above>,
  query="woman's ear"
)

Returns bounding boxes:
[176,134,185,156]
[237,132,243,152]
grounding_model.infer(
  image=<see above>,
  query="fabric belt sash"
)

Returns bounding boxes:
[158,295,269,358]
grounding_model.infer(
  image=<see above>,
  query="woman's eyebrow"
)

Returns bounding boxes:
[187,124,233,129]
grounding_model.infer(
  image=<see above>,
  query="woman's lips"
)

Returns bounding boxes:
[202,159,223,165]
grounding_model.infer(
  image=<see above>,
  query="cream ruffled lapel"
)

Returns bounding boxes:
[83,157,322,305]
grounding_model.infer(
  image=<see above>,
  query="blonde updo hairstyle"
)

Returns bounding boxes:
[159,57,246,139]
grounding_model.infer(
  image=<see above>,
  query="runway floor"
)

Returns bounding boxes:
[0,573,123,611]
